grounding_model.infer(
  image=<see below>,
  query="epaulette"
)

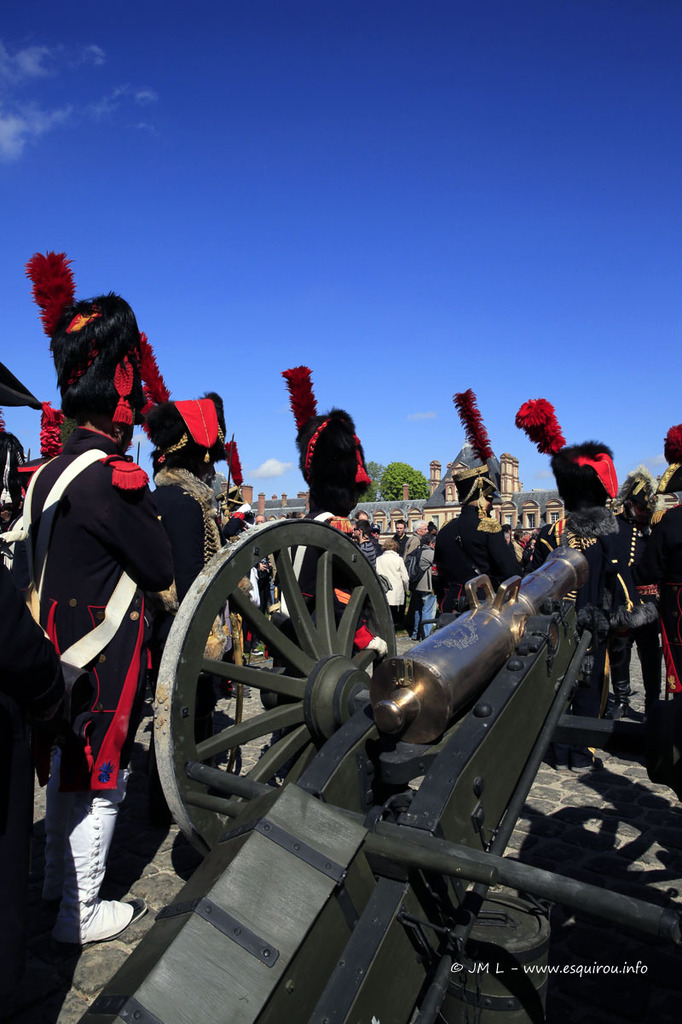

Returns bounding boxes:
[329,516,353,534]
[651,508,668,526]
[477,516,501,534]
[101,454,149,492]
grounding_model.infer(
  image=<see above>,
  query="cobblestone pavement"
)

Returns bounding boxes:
[7,640,682,1024]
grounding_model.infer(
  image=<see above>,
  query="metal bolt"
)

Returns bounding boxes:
[234,926,241,935]
[263,949,270,958]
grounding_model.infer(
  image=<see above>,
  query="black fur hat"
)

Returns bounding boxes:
[282,367,370,518]
[50,293,145,421]
[147,392,226,475]
[551,441,617,511]
[0,431,25,507]
[297,407,368,517]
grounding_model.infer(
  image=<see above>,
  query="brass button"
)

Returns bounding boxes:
[99,654,106,663]
[94,702,104,711]
[69,598,77,607]
[96,610,105,621]
[130,611,140,621]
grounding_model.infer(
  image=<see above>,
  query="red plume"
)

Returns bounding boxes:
[515,398,566,455]
[25,252,76,337]
[139,332,171,435]
[282,366,317,431]
[664,424,682,464]
[40,402,64,457]
[227,440,243,487]
[453,389,494,462]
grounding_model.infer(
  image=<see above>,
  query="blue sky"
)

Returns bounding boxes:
[1,1,680,499]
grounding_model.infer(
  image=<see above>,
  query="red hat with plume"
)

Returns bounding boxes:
[515,397,617,505]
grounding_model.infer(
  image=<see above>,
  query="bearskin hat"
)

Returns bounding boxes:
[550,442,616,511]
[49,293,145,421]
[26,252,166,428]
[147,392,226,475]
[0,431,26,508]
[282,366,370,518]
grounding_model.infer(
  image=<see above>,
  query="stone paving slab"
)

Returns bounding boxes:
[9,640,682,1024]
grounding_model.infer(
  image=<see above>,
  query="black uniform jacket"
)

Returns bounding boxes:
[637,506,682,587]
[531,509,645,629]
[1,564,63,991]
[29,428,172,790]
[434,505,522,603]
[637,506,682,653]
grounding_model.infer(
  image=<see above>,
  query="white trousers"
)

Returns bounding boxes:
[43,749,134,944]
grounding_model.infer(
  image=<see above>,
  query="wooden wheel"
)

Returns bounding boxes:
[154,519,395,852]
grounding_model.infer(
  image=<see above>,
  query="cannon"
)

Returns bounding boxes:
[79,520,681,1024]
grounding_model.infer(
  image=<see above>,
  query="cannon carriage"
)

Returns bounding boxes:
[81,519,681,1024]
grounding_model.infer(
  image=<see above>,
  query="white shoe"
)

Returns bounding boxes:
[53,898,147,945]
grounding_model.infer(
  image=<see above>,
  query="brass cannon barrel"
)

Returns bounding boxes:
[370,546,589,743]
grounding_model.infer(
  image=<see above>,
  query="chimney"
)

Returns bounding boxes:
[242,484,253,505]
[305,490,310,513]
[429,460,441,496]
[258,492,265,516]
[281,493,287,508]
[402,483,409,501]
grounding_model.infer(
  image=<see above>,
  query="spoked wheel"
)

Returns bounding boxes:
[154,519,395,852]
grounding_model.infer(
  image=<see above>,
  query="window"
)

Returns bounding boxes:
[526,513,536,529]
[548,510,561,524]
[505,514,513,525]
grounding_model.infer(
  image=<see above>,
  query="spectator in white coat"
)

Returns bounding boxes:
[376,538,410,627]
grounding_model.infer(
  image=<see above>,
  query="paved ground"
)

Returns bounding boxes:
[7,640,682,1024]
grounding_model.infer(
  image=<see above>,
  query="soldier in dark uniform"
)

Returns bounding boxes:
[608,467,662,718]
[282,366,386,656]
[24,252,173,945]
[0,361,64,994]
[435,389,521,613]
[516,399,651,771]
[637,424,682,700]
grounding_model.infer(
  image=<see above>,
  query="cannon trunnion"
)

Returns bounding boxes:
[78,521,681,1024]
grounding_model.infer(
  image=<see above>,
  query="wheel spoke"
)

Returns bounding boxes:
[314,549,339,654]
[200,659,306,699]
[337,584,368,655]
[247,723,312,784]
[352,648,377,671]
[274,547,326,659]
[196,703,305,761]
[229,587,314,675]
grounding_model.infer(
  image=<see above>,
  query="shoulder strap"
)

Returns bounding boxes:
[28,450,107,600]
[60,571,138,669]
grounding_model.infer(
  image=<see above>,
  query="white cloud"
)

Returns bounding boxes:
[407,411,437,421]
[79,45,105,67]
[0,37,155,160]
[0,103,71,161]
[251,459,293,479]
[134,88,157,105]
[534,468,552,480]
[90,84,158,119]
[0,42,53,83]
[646,454,665,468]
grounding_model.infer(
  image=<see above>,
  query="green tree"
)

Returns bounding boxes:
[359,460,386,502]
[380,462,429,501]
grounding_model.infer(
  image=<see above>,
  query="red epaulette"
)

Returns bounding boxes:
[101,454,149,491]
